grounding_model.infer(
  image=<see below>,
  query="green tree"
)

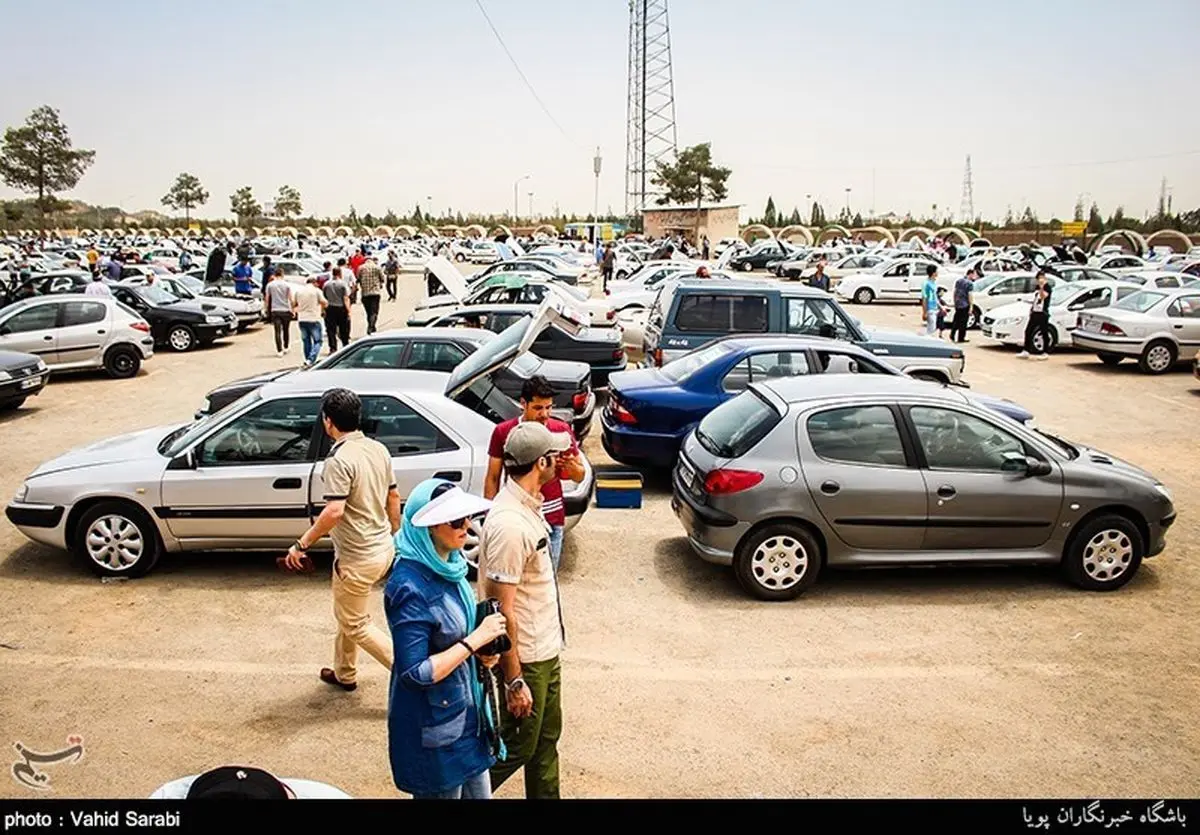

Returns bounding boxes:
[411,203,423,226]
[363,212,376,227]
[1003,206,1014,227]
[788,207,802,225]
[0,106,95,237]
[275,185,302,220]
[852,212,864,227]
[161,172,208,226]
[229,186,260,228]
[1073,196,1085,222]
[650,143,731,205]
[1087,203,1104,234]
[383,208,399,226]
[762,196,777,227]
[810,202,825,226]
[1108,206,1126,228]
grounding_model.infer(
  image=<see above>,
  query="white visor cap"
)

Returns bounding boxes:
[410,486,493,528]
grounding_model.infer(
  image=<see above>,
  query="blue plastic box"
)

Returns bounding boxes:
[594,471,643,509]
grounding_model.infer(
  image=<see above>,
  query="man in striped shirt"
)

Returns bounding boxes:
[355,255,384,335]
[484,375,584,573]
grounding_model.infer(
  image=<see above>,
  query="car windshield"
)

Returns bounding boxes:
[1114,290,1165,312]
[661,342,735,382]
[140,285,181,305]
[695,390,781,458]
[1035,429,1079,459]
[177,275,205,292]
[159,390,264,457]
[971,274,1004,292]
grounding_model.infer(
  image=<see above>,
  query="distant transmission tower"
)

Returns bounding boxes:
[959,155,975,224]
[626,0,678,216]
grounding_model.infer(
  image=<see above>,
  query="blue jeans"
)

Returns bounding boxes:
[413,769,492,800]
[548,525,564,573]
[924,311,938,335]
[299,321,323,365]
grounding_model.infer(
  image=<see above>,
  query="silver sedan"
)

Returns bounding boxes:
[1073,286,1200,373]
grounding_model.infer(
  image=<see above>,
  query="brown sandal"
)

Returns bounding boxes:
[320,668,357,691]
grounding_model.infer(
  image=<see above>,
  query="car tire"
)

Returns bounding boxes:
[1137,339,1176,375]
[167,324,196,352]
[103,345,141,379]
[455,253,466,263]
[734,523,822,601]
[1031,327,1058,354]
[853,287,875,304]
[1097,352,1123,366]
[741,261,753,272]
[1063,514,1143,591]
[72,501,161,578]
[967,305,982,329]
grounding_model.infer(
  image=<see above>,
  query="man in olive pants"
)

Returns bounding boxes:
[480,422,570,798]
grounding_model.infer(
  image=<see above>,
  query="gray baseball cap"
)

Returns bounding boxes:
[503,421,572,466]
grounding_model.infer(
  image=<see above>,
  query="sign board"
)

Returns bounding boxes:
[1061,222,1087,238]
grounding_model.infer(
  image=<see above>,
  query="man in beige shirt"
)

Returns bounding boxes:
[479,421,570,799]
[292,276,327,368]
[285,388,399,691]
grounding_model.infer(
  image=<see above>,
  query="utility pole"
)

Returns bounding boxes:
[513,174,530,222]
[528,191,534,220]
[593,147,602,218]
[695,172,703,247]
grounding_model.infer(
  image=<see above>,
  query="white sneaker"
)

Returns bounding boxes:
[1033,353,1049,361]
[1016,351,1029,358]
[277,350,284,357]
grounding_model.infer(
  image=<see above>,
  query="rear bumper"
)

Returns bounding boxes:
[589,358,628,388]
[1071,333,1143,356]
[600,411,682,468]
[670,467,742,565]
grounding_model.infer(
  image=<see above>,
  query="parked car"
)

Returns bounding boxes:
[5,302,595,577]
[643,278,966,383]
[783,252,885,283]
[109,284,238,352]
[0,349,48,410]
[196,327,596,440]
[603,335,1034,469]
[671,375,1176,600]
[1073,287,1200,373]
[0,295,153,378]
[981,279,1144,352]
[430,302,627,386]
[26,270,97,297]
[155,274,261,332]
[727,240,799,272]
[833,258,943,305]
[470,258,580,286]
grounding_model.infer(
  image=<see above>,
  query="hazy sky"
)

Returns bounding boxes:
[3,0,1198,224]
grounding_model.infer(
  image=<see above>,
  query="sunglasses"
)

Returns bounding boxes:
[445,517,471,531]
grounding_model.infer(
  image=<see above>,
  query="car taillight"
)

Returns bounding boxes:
[612,347,625,360]
[606,309,615,320]
[1100,322,1125,335]
[573,391,588,410]
[704,469,764,495]
[611,401,637,425]
[131,321,151,332]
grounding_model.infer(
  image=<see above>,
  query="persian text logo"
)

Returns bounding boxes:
[11,736,85,792]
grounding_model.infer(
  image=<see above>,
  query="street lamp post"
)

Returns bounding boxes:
[514,175,531,222]
[528,192,534,220]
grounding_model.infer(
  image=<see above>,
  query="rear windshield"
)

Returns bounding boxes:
[674,293,769,333]
[1114,290,1165,312]
[696,390,781,458]
[661,342,734,382]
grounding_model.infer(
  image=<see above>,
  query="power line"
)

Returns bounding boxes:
[473,0,576,146]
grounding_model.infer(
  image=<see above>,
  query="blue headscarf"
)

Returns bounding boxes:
[394,478,503,759]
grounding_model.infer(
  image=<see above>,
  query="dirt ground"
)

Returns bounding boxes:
[1,271,1198,799]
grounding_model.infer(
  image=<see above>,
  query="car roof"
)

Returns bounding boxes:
[343,326,494,345]
[439,303,539,314]
[259,368,450,398]
[710,334,876,357]
[669,278,828,297]
[755,374,971,406]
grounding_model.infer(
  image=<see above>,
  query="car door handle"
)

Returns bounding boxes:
[937,485,957,499]
[820,480,840,495]
[433,470,463,482]
[1173,324,1183,329]
[273,478,302,490]
[43,335,53,341]
[97,329,106,334]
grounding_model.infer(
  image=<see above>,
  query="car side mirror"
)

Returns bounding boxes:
[167,449,196,471]
[1002,451,1050,476]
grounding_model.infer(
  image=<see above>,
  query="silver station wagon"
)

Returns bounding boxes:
[672,376,1176,600]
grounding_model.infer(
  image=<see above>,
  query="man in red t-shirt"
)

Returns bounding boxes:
[485,375,584,573]
[348,246,367,278]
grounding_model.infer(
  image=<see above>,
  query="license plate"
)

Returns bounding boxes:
[981,327,992,337]
[677,457,696,490]
[20,376,41,390]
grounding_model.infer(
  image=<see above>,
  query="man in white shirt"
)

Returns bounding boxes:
[84,275,111,297]
[292,276,327,368]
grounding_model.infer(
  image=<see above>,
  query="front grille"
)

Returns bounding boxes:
[982,315,995,325]
[14,363,41,378]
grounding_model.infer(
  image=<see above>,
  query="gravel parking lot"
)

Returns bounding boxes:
[1,275,1197,799]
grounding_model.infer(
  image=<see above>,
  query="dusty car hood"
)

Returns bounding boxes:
[28,424,177,478]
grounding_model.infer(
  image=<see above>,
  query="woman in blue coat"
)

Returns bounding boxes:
[385,479,508,799]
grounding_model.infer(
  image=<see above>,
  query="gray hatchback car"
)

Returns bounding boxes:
[672,376,1176,600]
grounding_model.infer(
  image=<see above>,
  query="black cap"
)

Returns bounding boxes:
[186,766,289,799]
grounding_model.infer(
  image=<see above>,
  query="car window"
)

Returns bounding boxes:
[909,406,1026,471]
[695,390,781,459]
[1,303,59,334]
[1114,290,1166,312]
[1065,288,1111,310]
[747,350,810,380]
[816,350,889,374]
[325,341,406,369]
[674,294,768,333]
[406,340,467,372]
[357,395,457,456]
[61,300,107,326]
[807,405,907,467]
[786,298,853,339]
[1167,296,1200,319]
[198,397,320,465]
[1155,276,1180,288]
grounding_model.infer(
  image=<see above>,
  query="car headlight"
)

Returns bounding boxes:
[0,370,11,382]
[36,359,46,371]
[205,315,225,324]
[14,482,28,503]
[998,317,1021,327]
[1154,483,1173,503]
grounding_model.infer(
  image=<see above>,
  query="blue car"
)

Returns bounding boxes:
[601,335,1034,469]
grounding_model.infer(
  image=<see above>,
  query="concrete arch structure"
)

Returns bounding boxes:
[357,226,373,237]
[392,225,417,239]
[463,224,487,239]
[489,225,514,240]
[853,226,896,246]
[898,226,936,243]
[532,224,558,238]
[251,227,263,237]
[933,227,971,246]
[969,237,993,248]
[316,226,334,238]
[276,226,296,238]
[333,226,353,238]
[185,228,201,238]
[1145,229,1192,253]
[78,228,95,238]
[442,225,463,237]
[230,228,246,239]
[777,225,814,246]
[144,228,160,238]
[374,225,393,238]
[1089,228,1149,255]
[168,228,184,237]
[741,224,773,243]
[422,226,441,238]
[213,228,229,239]
[816,224,852,244]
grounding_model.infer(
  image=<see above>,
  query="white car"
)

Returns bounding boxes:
[1089,253,1148,276]
[834,258,942,304]
[980,279,1144,352]
[606,262,735,312]
[1120,270,1199,291]
[1073,286,1200,373]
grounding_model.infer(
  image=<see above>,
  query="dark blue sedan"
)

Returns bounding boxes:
[601,335,1035,469]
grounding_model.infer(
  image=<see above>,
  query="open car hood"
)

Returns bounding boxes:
[444,298,587,400]
[425,255,470,302]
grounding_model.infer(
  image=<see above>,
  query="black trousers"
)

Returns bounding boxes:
[325,307,350,352]
[385,274,397,301]
[362,294,380,334]
[1024,311,1050,354]
[950,308,970,343]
